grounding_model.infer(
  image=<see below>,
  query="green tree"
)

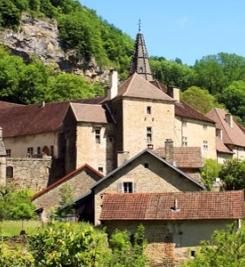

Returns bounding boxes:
[201,159,222,190]
[219,159,245,190]
[181,86,223,114]
[219,80,245,123]
[28,222,111,267]
[183,224,245,267]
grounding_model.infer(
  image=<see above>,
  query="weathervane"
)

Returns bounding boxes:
[138,19,141,32]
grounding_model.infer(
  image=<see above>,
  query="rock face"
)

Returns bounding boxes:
[0,13,108,81]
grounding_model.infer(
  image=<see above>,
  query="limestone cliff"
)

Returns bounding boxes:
[0,13,108,82]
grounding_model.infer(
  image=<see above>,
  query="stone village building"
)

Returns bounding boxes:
[0,29,244,265]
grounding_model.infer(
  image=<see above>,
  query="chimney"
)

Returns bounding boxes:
[41,101,45,108]
[107,69,118,100]
[165,139,174,164]
[225,113,233,128]
[167,86,180,102]
[211,178,223,192]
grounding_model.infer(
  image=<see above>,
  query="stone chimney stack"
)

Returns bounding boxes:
[165,139,174,164]
[108,69,118,100]
[211,178,223,192]
[167,86,180,102]
[225,113,233,128]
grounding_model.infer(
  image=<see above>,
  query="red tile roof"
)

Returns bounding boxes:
[100,191,244,221]
[0,100,24,109]
[0,101,70,137]
[175,102,215,123]
[154,147,203,168]
[71,103,109,124]
[32,164,103,201]
[207,108,245,147]
[117,73,175,102]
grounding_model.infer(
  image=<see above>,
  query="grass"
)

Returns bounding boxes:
[0,220,42,237]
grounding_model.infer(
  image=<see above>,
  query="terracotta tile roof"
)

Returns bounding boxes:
[0,100,24,109]
[175,102,215,123]
[100,191,244,221]
[72,96,107,104]
[117,73,175,102]
[216,137,234,154]
[71,103,110,124]
[206,108,245,147]
[32,164,103,201]
[154,147,203,168]
[0,102,70,138]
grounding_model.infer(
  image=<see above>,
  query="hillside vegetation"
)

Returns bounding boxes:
[0,1,244,124]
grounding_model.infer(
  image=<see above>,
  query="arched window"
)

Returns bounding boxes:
[6,166,13,178]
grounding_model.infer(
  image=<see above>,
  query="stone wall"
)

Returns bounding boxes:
[174,117,216,160]
[33,168,100,216]
[6,157,51,192]
[122,98,175,158]
[94,153,202,225]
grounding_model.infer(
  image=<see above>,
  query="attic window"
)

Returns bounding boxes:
[123,182,133,193]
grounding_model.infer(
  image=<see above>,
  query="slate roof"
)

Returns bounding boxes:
[154,147,203,169]
[32,164,103,201]
[100,191,244,221]
[71,103,110,124]
[0,102,70,137]
[117,73,175,102]
[207,108,245,147]
[175,102,215,123]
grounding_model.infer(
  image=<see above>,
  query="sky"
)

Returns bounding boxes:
[80,0,245,65]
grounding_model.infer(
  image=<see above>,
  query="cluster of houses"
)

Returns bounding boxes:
[0,30,244,265]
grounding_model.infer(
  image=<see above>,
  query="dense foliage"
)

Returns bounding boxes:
[219,159,245,190]
[0,46,104,103]
[201,159,222,190]
[201,159,245,190]
[0,186,35,221]
[0,0,134,77]
[183,224,245,267]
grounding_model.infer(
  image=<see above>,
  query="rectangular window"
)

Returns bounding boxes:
[37,147,41,155]
[95,128,101,144]
[6,166,13,178]
[182,136,188,146]
[50,145,54,156]
[146,106,152,114]
[146,127,152,143]
[27,147,33,157]
[6,149,11,157]
[98,167,103,173]
[203,140,208,150]
[123,182,133,193]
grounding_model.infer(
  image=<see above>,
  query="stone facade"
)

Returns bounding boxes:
[174,117,216,159]
[33,167,101,217]
[76,122,114,174]
[6,157,51,192]
[94,153,202,225]
[122,98,175,158]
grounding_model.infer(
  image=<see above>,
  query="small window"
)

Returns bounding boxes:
[146,106,152,114]
[98,167,103,173]
[37,147,41,155]
[203,140,208,150]
[190,250,196,258]
[146,127,152,143]
[182,136,188,146]
[144,163,149,168]
[6,149,11,157]
[27,147,33,157]
[182,121,187,127]
[95,128,101,144]
[6,166,13,178]
[123,182,133,193]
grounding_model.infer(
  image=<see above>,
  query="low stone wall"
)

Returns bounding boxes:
[6,157,51,192]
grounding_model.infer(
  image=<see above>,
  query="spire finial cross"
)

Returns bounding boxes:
[138,19,141,32]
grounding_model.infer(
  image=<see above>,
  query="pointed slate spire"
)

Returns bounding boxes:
[130,21,153,81]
